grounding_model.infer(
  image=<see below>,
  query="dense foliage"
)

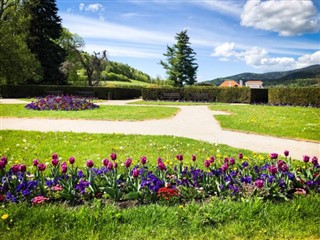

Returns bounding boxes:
[268,87,320,107]
[25,96,99,111]
[160,30,198,87]
[0,0,42,85]
[0,151,318,205]
[25,0,66,84]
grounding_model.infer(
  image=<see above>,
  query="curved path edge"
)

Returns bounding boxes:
[1,99,319,160]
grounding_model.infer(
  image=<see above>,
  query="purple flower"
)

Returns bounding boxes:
[11,164,20,174]
[192,155,196,162]
[0,160,5,170]
[284,150,289,157]
[281,164,288,172]
[270,153,278,159]
[114,162,118,169]
[110,153,117,161]
[204,160,210,168]
[158,161,166,171]
[229,158,235,165]
[224,158,229,164]
[209,156,215,163]
[125,158,132,168]
[255,179,264,189]
[61,162,68,174]
[52,158,59,167]
[19,164,27,172]
[1,156,7,165]
[242,161,249,168]
[107,162,113,170]
[52,153,59,160]
[132,169,139,178]
[102,159,110,167]
[37,163,46,172]
[141,156,147,165]
[176,154,183,161]
[268,165,278,175]
[238,153,243,159]
[86,160,94,168]
[303,155,310,163]
[312,156,318,166]
[33,159,39,166]
[221,163,228,172]
[68,156,75,165]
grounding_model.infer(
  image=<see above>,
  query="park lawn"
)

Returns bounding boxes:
[1,194,319,239]
[0,104,179,121]
[0,130,262,166]
[210,105,320,142]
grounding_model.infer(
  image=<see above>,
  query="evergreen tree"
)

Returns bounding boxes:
[160,30,198,87]
[24,0,66,84]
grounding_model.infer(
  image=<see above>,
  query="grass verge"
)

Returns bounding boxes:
[1,194,319,240]
[210,105,320,142]
[130,100,216,105]
[0,130,262,166]
[0,104,179,121]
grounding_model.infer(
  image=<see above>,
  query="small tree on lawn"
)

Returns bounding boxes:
[160,30,198,87]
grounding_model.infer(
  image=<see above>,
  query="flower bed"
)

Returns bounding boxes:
[25,95,99,111]
[0,151,319,205]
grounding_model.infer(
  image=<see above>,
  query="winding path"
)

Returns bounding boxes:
[1,99,319,160]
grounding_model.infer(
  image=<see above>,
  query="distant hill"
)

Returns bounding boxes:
[201,64,320,87]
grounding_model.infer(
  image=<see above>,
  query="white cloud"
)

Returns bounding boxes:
[211,42,319,71]
[79,3,104,13]
[297,51,320,68]
[79,3,85,11]
[211,42,235,57]
[241,0,320,36]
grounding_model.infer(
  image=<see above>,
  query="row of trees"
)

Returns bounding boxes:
[1,1,198,87]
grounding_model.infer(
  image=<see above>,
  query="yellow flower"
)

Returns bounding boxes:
[302,166,306,169]
[233,167,237,171]
[178,205,184,209]
[1,214,9,220]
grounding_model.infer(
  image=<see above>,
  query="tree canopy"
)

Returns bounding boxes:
[160,30,198,87]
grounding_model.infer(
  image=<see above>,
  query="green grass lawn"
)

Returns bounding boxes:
[210,105,320,142]
[0,104,179,121]
[1,195,319,239]
[1,130,319,239]
[0,130,262,166]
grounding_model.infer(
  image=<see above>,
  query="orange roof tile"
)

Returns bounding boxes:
[219,80,239,87]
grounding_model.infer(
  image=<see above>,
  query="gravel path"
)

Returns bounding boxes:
[1,99,319,159]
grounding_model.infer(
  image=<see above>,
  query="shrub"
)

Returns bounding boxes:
[269,87,320,107]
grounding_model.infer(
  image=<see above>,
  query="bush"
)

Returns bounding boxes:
[142,86,250,103]
[0,85,142,100]
[269,87,320,107]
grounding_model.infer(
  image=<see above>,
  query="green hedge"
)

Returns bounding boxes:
[0,85,141,100]
[268,87,320,107]
[142,87,251,103]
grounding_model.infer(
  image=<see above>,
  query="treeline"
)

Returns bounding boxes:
[102,61,151,83]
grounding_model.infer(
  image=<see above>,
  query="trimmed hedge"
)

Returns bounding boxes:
[0,85,141,100]
[268,87,320,107]
[142,86,251,103]
[250,89,268,103]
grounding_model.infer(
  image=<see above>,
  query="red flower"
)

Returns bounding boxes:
[157,186,179,200]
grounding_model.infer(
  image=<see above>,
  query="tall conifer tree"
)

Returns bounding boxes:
[25,0,66,84]
[160,30,198,87]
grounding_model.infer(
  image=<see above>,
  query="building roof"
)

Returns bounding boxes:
[245,81,263,84]
[219,80,239,87]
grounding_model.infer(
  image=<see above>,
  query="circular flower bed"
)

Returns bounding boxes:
[0,151,319,205]
[25,95,99,111]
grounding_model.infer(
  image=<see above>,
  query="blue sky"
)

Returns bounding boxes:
[57,0,320,81]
